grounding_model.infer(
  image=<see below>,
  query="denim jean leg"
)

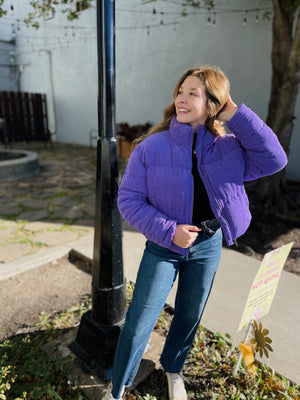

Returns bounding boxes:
[111,241,181,399]
[160,229,222,373]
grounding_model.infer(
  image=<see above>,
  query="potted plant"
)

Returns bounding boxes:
[117,122,152,159]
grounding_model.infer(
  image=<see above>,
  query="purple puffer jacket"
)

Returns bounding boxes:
[118,104,287,256]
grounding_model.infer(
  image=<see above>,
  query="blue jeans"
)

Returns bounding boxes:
[111,223,222,398]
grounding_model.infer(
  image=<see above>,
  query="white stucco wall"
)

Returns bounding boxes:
[7,1,98,142]
[3,0,299,180]
[0,13,19,91]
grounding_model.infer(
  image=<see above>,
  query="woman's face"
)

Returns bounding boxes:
[175,75,208,130]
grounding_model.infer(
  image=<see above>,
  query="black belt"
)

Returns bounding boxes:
[199,219,220,236]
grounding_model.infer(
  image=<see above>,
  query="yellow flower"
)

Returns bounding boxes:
[239,341,256,377]
[252,320,273,358]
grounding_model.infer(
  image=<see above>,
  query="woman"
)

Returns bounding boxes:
[102,65,287,400]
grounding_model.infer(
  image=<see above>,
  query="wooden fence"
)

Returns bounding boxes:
[0,91,52,146]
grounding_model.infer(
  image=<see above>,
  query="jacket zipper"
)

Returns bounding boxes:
[198,134,233,243]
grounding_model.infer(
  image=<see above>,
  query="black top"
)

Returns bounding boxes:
[192,132,215,225]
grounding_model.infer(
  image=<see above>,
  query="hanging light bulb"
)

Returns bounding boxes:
[207,8,211,26]
[243,11,248,27]
[152,8,156,20]
[16,19,20,34]
[213,12,216,26]
[255,9,259,23]
[11,23,16,38]
[160,12,164,26]
[10,3,14,15]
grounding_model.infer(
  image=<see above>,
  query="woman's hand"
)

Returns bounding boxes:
[172,224,202,248]
[217,96,239,122]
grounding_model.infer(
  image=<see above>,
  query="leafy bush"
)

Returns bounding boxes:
[117,122,152,142]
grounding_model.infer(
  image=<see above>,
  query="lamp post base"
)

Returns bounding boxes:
[69,310,125,381]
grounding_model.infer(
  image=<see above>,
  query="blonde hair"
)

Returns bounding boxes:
[134,65,230,146]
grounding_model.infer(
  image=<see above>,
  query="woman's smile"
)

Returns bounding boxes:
[177,107,190,113]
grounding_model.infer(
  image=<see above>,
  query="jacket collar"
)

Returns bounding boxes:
[169,116,214,151]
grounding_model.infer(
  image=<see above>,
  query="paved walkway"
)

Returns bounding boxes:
[0,143,98,264]
[0,143,299,385]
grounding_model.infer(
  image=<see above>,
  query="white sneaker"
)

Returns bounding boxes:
[166,372,187,400]
[102,382,125,400]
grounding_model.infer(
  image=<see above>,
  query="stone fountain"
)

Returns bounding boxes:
[0,149,40,182]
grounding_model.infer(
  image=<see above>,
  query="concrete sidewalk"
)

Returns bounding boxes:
[1,227,299,384]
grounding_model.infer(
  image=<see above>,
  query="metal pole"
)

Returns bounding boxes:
[70,0,126,381]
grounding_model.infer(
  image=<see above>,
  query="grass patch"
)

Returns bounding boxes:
[0,334,85,400]
[0,300,92,400]
[132,326,300,399]
[1,282,299,400]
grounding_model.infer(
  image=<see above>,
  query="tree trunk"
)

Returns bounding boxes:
[255,0,300,210]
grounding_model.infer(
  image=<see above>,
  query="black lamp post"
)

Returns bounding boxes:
[70,0,126,381]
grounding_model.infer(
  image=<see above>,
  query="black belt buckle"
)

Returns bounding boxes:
[201,219,218,237]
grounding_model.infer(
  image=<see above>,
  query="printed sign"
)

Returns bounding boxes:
[238,242,294,331]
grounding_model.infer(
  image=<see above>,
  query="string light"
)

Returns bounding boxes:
[212,12,216,26]
[0,6,272,28]
[0,5,272,30]
[182,7,187,17]
[243,11,248,27]
[255,9,259,23]
[160,12,164,26]
[207,8,211,26]
[0,3,272,47]
[117,21,179,32]
[116,6,271,18]
[11,23,16,38]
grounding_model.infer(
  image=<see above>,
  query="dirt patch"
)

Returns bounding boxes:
[0,255,92,340]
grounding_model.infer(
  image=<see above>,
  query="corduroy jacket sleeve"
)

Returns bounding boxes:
[118,144,177,248]
[226,104,287,181]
